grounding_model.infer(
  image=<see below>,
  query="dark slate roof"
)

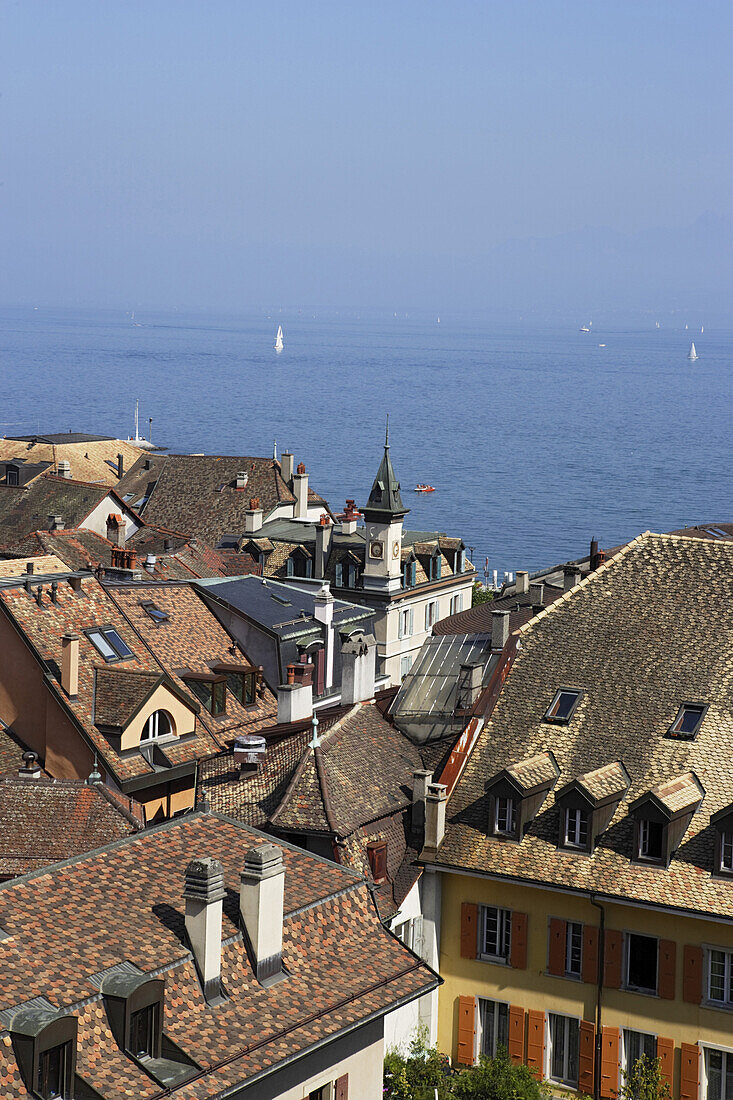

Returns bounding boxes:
[0,477,115,554]
[114,453,168,511]
[434,532,733,920]
[7,433,116,444]
[362,432,409,520]
[134,454,297,544]
[433,581,564,636]
[0,778,141,878]
[0,813,437,1099]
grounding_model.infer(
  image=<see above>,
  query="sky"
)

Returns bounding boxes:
[1,1,732,315]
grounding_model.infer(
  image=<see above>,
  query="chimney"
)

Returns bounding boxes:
[183,858,226,1005]
[491,609,510,651]
[563,565,581,593]
[235,471,249,491]
[424,783,447,852]
[69,575,82,593]
[277,665,313,724]
[61,633,79,697]
[340,499,358,536]
[18,751,41,780]
[529,581,544,606]
[411,769,432,838]
[280,451,294,485]
[456,661,483,711]
[240,844,285,983]
[57,460,71,479]
[164,538,173,551]
[313,582,335,690]
[590,537,606,571]
[34,585,43,606]
[116,453,124,480]
[245,498,263,534]
[48,514,64,531]
[293,462,308,520]
[340,632,376,705]
[314,514,333,579]
[144,554,156,573]
[106,513,126,548]
[50,581,59,604]
[25,562,34,575]
[515,570,529,595]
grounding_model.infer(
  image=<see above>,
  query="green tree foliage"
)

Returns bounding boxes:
[620,1055,671,1100]
[453,1048,545,1100]
[384,1040,547,1100]
[472,581,493,606]
[384,1031,452,1100]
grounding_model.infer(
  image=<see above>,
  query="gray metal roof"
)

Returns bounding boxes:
[194,575,372,637]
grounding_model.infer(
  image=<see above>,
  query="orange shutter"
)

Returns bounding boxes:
[335,1074,349,1100]
[456,995,476,1066]
[579,1020,596,1096]
[461,902,478,959]
[657,1037,674,1095]
[526,1010,545,1078]
[658,939,676,999]
[582,924,599,984]
[508,1005,525,1065]
[548,918,566,975]
[600,1026,620,1099]
[683,944,703,1004]
[510,912,528,969]
[604,929,623,988]
[680,1043,700,1100]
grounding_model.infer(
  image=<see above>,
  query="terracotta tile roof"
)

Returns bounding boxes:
[32,527,227,581]
[0,554,69,577]
[0,778,141,878]
[198,730,311,828]
[339,813,422,922]
[434,533,733,919]
[0,439,146,487]
[645,771,705,816]
[0,727,37,780]
[0,813,437,1098]
[568,761,631,803]
[93,668,163,728]
[505,751,560,792]
[0,477,118,555]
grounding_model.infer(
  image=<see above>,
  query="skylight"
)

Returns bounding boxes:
[141,601,169,624]
[86,627,133,662]
[668,703,707,739]
[545,689,582,724]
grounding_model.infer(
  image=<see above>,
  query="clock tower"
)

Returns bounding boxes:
[361,423,409,594]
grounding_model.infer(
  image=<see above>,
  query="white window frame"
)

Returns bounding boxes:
[494,796,516,837]
[624,931,659,995]
[450,593,463,615]
[720,831,733,873]
[140,709,172,743]
[638,817,665,861]
[702,1042,733,1100]
[393,915,423,956]
[565,807,589,849]
[621,1028,657,1080]
[424,600,439,630]
[479,905,511,963]
[546,1012,581,1088]
[398,606,414,639]
[476,997,510,1059]
[707,947,733,1008]
[565,921,583,977]
[399,655,413,681]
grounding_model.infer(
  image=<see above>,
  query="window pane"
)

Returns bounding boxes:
[551,1014,565,1080]
[721,833,733,871]
[567,1018,579,1085]
[88,630,117,660]
[566,922,582,975]
[710,950,726,1001]
[640,819,664,860]
[497,1003,509,1052]
[707,1051,723,1100]
[103,628,133,658]
[187,679,213,711]
[549,691,579,720]
[226,672,244,704]
[481,1000,496,1057]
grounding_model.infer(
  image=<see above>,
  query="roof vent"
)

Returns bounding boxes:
[18,751,41,780]
[235,471,249,490]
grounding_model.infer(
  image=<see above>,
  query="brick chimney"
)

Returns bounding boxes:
[424,783,447,853]
[106,513,126,548]
[340,500,358,536]
[61,633,79,697]
[491,609,510,651]
[240,844,285,983]
[314,514,333,579]
[280,451,294,485]
[184,857,226,1005]
[293,463,308,520]
[515,570,529,595]
[245,498,263,535]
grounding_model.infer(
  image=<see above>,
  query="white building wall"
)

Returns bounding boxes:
[384,879,427,1053]
[380,575,475,685]
[80,494,142,539]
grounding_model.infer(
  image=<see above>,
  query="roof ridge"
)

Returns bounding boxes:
[318,703,362,749]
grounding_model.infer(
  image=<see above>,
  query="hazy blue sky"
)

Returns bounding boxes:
[2,1,732,314]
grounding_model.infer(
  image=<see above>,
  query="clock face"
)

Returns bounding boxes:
[370,540,384,559]
[392,541,400,559]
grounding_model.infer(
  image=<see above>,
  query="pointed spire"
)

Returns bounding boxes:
[362,422,409,521]
[385,415,389,449]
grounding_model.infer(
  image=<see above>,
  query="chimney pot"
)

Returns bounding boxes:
[50,581,59,603]
[18,751,41,780]
[61,632,80,697]
[184,857,226,1004]
[240,844,285,983]
[69,576,82,593]
[25,562,34,575]
[491,609,510,651]
[34,585,43,606]
[515,570,530,595]
[563,565,581,593]
[48,514,64,531]
[296,462,306,475]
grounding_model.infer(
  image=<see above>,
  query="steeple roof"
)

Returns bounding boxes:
[362,424,409,521]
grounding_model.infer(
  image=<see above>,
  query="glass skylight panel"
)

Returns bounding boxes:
[87,630,117,660]
[87,627,133,662]
[545,689,581,723]
[669,703,706,738]
[103,629,133,658]
[142,602,169,623]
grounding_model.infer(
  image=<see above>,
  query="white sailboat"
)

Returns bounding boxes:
[274,325,284,352]
[701,325,704,334]
[127,400,155,449]
[688,342,698,361]
[579,322,592,333]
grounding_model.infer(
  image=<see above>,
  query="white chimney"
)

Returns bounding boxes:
[235,470,249,490]
[293,463,309,520]
[245,498,263,534]
[411,768,432,837]
[240,843,285,983]
[61,633,79,697]
[57,460,72,479]
[184,857,226,1004]
[340,500,358,536]
[424,783,447,852]
[491,609,510,651]
[515,570,529,595]
[313,582,335,690]
[277,665,313,724]
[280,451,294,485]
[340,632,376,705]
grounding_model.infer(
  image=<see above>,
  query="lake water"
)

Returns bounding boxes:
[1,306,730,576]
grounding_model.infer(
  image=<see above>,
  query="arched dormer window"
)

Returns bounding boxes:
[141,710,173,742]
[9,1004,77,1100]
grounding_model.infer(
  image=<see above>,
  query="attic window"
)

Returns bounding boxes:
[545,690,581,724]
[638,818,665,863]
[8,1007,77,1100]
[86,626,133,662]
[367,841,387,883]
[141,601,169,624]
[184,672,227,716]
[668,703,707,739]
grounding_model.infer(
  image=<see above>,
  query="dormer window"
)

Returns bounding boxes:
[487,751,560,842]
[630,772,704,868]
[668,703,707,739]
[710,803,733,877]
[367,840,387,883]
[545,690,582,724]
[555,761,630,855]
[129,1002,159,1059]
[141,601,169,624]
[9,1005,77,1100]
[428,550,442,581]
[184,672,227,716]
[213,662,257,706]
[286,547,313,579]
[564,808,589,849]
[402,560,416,588]
[140,710,172,742]
[86,626,133,663]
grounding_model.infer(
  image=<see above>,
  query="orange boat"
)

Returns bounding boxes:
[414,484,436,493]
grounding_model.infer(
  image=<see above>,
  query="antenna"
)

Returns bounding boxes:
[385,414,390,449]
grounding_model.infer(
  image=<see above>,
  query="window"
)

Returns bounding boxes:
[638,818,665,862]
[129,1003,159,1059]
[478,998,509,1058]
[494,797,517,837]
[394,916,423,954]
[398,607,414,639]
[721,832,733,874]
[623,1030,656,1079]
[545,690,581,723]
[668,703,707,739]
[226,671,256,705]
[141,601,169,624]
[185,675,227,716]
[549,1013,579,1087]
[286,553,312,579]
[140,710,172,742]
[564,808,589,849]
[708,949,733,1006]
[626,933,658,994]
[367,841,387,883]
[450,593,463,615]
[565,921,582,977]
[86,626,133,662]
[480,905,511,961]
[37,1043,69,1100]
[705,1048,733,1100]
[400,655,413,680]
[402,561,416,588]
[7,467,19,486]
[428,554,442,581]
[424,601,439,630]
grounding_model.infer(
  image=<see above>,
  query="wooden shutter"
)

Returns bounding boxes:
[579,1020,596,1096]
[314,647,325,696]
[526,1010,545,1078]
[456,995,476,1066]
[683,944,703,1004]
[657,1037,674,1095]
[510,911,528,969]
[582,924,599,984]
[548,918,566,975]
[460,902,478,959]
[335,1074,349,1100]
[658,939,676,999]
[603,929,623,988]
[600,1026,620,1099]
[508,1005,525,1065]
[680,1043,700,1100]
